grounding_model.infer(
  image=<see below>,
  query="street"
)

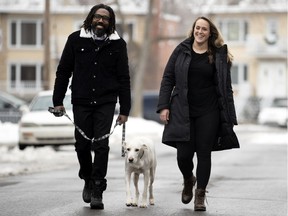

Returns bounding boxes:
[0,124,287,216]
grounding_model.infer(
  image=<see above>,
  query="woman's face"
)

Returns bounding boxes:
[193,19,211,45]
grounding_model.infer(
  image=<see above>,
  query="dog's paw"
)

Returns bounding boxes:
[126,202,138,207]
[131,203,138,207]
[139,204,148,208]
[149,198,155,205]
[126,197,133,207]
[126,201,138,207]
[139,202,148,208]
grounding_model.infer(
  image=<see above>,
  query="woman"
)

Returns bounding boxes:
[157,16,239,211]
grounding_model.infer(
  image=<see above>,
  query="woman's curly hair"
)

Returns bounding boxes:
[82,4,116,35]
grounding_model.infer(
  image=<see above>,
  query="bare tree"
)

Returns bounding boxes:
[44,0,50,90]
[130,0,155,117]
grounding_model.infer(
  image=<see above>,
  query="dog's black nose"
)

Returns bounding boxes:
[128,158,134,162]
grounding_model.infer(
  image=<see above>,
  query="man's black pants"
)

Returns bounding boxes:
[73,103,116,181]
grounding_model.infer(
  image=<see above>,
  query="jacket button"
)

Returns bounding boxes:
[94,62,97,65]
[93,101,97,104]
[93,75,96,78]
[92,89,95,91]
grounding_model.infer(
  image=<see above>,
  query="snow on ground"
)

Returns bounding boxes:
[0,117,164,177]
[0,118,287,177]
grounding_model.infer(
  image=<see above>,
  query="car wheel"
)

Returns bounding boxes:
[19,144,27,150]
[53,145,61,151]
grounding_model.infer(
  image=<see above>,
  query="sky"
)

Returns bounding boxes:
[0,117,287,177]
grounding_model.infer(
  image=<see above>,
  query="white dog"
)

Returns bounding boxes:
[124,137,157,208]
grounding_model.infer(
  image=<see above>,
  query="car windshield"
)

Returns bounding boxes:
[30,95,72,111]
[0,91,26,107]
[272,98,287,108]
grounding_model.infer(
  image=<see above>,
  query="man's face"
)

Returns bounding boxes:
[91,8,110,37]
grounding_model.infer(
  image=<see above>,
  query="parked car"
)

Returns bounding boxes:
[0,90,28,123]
[142,91,161,123]
[258,97,287,127]
[114,91,161,123]
[18,90,75,150]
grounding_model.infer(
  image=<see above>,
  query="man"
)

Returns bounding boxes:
[52,4,131,209]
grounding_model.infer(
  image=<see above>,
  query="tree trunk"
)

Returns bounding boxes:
[131,0,154,117]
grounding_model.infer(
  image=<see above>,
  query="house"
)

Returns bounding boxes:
[0,0,286,122]
[207,0,287,121]
[0,0,180,101]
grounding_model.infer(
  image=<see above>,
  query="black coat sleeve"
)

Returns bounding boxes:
[116,39,131,116]
[157,47,179,113]
[225,46,238,125]
[53,33,75,107]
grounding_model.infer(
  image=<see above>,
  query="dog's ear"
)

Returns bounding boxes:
[141,144,148,151]
[138,144,147,159]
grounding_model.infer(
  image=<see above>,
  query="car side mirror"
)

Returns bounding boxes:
[4,103,13,109]
[20,105,30,114]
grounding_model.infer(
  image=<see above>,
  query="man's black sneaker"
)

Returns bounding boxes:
[90,196,104,209]
[90,180,104,209]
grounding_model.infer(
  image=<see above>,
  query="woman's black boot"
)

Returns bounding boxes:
[181,175,196,204]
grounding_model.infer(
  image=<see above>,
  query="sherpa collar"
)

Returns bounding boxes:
[79,27,120,40]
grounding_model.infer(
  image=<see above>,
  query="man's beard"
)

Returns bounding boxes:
[91,23,107,37]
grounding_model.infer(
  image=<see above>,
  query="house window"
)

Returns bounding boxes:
[21,65,36,82]
[231,64,248,85]
[264,18,278,45]
[218,20,248,42]
[9,63,43,91]
[231,66,239,84]
[9,20,43,47]
[116,23,134,41]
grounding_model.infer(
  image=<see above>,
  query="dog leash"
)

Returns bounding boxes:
[63,112,120,143]
[65,112,126,157]
[121,122,126,157]
[49,107,125,155]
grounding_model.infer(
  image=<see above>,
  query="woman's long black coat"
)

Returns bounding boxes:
[157,38,239,151]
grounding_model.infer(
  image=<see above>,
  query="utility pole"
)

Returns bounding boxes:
[44,0,50,90]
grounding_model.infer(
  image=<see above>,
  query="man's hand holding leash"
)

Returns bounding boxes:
[48,106,66,117]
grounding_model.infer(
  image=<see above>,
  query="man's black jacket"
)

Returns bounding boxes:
[53,28,131,116]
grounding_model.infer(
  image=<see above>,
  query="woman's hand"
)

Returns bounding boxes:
[117,115,128,125]
[160,109,170,124]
